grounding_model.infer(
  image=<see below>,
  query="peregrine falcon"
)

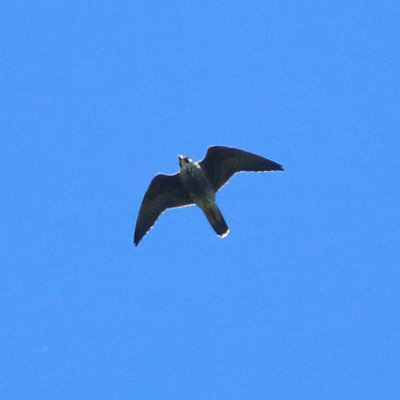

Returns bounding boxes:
[134,146,283,246]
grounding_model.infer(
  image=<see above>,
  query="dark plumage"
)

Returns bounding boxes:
[134,146,283,246]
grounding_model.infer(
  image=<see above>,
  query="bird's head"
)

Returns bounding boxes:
[178,155,193,168]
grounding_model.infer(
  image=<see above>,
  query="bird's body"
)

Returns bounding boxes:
[134,146,283,246]
[179,158,228,238]
[179,159,216,212]
[179,159,214,205]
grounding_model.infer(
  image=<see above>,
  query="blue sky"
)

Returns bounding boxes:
[1,1,399,399]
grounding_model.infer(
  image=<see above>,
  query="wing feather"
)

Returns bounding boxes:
[200,146,283,192]
[134,173,192,246]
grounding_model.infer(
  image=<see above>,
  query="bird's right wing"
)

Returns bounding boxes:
[134,173,193,246]
[200,146,284,192]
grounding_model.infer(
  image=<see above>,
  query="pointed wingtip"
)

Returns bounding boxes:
[273,162,284,171]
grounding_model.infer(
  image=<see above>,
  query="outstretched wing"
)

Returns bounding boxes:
[200,146,283,192]
[134,173,193,246]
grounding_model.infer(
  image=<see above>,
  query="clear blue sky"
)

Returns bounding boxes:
[1,2,399,399]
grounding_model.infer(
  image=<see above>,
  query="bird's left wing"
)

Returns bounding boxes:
[134,173,193,246]
[200,146,283,192]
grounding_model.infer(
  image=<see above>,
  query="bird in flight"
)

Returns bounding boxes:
[134,146,283,246]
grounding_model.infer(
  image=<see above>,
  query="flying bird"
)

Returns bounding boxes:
[134,146,283,246]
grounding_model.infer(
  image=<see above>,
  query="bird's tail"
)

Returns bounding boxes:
[203,204,230,238]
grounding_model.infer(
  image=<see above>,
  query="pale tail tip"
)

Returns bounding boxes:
[219,229,230,238]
